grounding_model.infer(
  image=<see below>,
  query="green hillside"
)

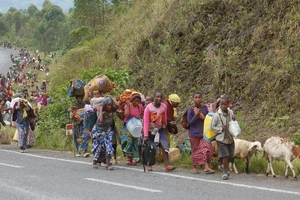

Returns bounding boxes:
[52,0,300,143]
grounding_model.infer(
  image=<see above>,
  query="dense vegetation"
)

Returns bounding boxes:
[51,0,300,144]
[1,0,300,173]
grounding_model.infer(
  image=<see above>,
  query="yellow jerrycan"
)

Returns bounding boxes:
[203,112,215,142]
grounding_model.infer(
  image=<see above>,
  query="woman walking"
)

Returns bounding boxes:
[91,97,119,170]
[187,92,214,174]
[69,95,87,157]
[121,93,143,165]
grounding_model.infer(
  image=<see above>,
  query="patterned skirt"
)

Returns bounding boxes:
[27,128,36,147]
[190,136,213,166]
[121,125,139,158]
[16,122,29,149]
[91,126,114,162]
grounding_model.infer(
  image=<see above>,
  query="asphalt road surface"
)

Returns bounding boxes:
[0,47,19,74]
[0,145,299,200]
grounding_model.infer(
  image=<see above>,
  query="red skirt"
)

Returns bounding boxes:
[190,136,213,166]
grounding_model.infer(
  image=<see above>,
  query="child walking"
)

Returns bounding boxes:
[210,95,236,180]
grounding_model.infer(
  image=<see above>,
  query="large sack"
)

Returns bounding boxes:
[0,126,12,144]
[116,89,139,120]
[118,89,137,104]
[84,75,116,95]
[68,79,86,97]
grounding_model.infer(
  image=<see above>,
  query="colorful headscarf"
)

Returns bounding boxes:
[103,97,113,106]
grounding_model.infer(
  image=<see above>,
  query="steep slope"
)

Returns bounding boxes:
[58,0,300,142]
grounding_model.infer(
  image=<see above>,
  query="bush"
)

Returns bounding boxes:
[291,132,300,146]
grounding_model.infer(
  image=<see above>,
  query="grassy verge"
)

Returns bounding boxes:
[170,150,300,177]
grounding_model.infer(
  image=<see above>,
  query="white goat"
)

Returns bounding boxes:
[231,139,263,174]
[211,139,262,174]
[263,136,297,180]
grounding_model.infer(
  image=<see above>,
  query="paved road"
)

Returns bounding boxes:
[0,47,19,74]
[0,145,299,200]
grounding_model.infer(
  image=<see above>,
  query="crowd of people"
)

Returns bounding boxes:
[69,85,236,180]
[0,44,52,152]
[1,43,237,180]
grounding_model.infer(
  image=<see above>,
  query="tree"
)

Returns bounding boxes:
[111,0,130,5]
[68,7,73,14]
[18,9,27,14]
[0,19,8,36]
[73,0,107,29]
[42,0,52,8]
[12,11,22,32]
[44,5,65,27]
[4,12,13,26]
[8,7,17,13]
[28,4,38,17]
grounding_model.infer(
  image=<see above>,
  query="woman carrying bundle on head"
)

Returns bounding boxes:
[91,97,119,170]
[121,93,144,165]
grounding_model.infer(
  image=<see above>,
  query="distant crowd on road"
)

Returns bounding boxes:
[0,44,54,152]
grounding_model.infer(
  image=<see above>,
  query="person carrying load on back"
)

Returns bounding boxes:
[12,98,33,153]
[143,91,175,172]
[121,93,143,165]
[91,97,119,170]
[69,95,89,157]
[187,92,214,174]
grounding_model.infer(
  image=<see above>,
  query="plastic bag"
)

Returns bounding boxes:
[228,120,241,137]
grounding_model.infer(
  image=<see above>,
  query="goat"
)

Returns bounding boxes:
[263,136,297,180]
[211,139,262,174]
[292,146,300,159]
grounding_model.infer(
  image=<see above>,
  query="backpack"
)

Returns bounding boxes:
[181,109,190,129]
[182,106,196,129]
[141,140,156,172]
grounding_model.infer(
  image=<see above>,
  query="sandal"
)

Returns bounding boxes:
[106,164,114,170]
[131,161,137,166]
[165,165,175,172]
[191,169,200,174]
[222,173,229,180]
[93,160,98,169]
[125,158,136,165]
[204,169,215,174]
[125,159,132,165]
[146,166,153,171]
